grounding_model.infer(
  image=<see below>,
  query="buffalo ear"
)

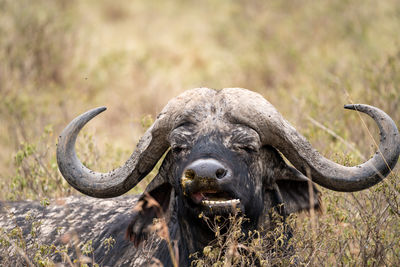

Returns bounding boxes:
[276,179,321,215]
[126,182,173,247]
[273,162,322,214]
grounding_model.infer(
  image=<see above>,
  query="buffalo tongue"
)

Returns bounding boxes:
[191,192,205,204]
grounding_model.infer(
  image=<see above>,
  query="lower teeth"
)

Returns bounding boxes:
[201,199,240,206]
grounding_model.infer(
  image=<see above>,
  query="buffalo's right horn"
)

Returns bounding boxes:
[56,88,216,198]
[56,107,170,198]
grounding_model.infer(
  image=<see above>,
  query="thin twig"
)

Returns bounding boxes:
[0,230,34,266]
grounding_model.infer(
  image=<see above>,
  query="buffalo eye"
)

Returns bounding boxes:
[171,145,187,154]
[233,144,258,154]
[230,126,261,154]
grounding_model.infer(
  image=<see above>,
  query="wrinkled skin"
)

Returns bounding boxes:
[127,100,320,266]
[55,87,399,266]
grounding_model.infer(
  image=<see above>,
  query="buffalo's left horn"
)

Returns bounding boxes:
[224,88,400,192]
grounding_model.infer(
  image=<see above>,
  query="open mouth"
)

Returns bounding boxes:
[191,190,240,207]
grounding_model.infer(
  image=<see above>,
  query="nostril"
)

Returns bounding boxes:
[184,169,196,179]
[215,168,227,179]
[184,159,229,180]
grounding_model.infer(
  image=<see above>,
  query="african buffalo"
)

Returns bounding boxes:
[54,88,400,266]
[1,88,398,266]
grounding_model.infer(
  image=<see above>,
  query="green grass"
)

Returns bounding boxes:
[1,0,400,265]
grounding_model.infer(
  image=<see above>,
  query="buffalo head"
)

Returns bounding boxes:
[57,88,400,265]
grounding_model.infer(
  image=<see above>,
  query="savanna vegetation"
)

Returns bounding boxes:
[1,0,400,266]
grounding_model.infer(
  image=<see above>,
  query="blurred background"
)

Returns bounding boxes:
[0,0,399,264]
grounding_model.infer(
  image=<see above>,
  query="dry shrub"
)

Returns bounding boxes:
[190,209,298,267]
[0,0,399,266]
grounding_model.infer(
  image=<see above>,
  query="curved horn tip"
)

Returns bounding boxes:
[79,106,107,123]
[344,104,357,110]
[92,106,107,114]
[59,106,107,136]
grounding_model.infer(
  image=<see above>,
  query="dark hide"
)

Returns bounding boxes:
[0,196,165,266]
[0,141,321,267]
[0,161,320,267]
[127,133,322,266]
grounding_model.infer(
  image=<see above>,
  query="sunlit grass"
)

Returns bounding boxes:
[0,0,399,265]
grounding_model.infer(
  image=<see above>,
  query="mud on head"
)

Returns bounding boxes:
[57,87,400,222]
